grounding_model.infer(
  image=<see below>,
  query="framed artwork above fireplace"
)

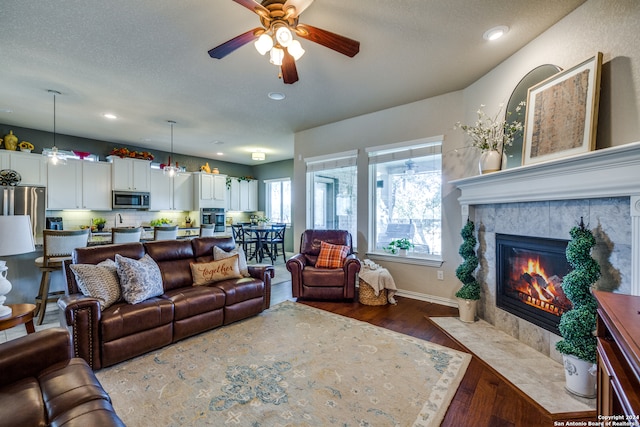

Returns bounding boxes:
[522,52,603,166]
[496,233,573,335]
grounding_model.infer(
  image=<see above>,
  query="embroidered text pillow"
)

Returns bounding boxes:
[70,258,121,310]
[315,240,350,268]
[191,254,242,286]
[213,245,250,277]
[115,254,164,304]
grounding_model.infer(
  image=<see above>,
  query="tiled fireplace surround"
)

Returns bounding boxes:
[452,142,640,363]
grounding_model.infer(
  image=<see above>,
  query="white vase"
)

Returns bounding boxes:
[562,354,597,398]
[479,150,502,174]
[457,298,477,323]
[398,248,407,257]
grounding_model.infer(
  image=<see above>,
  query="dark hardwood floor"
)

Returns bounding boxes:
[275,286,595,427]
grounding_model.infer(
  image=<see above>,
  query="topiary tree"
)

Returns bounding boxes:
[455,219,480,300]
[555,218,601,364]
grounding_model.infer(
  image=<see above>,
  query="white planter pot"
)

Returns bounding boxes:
[562,354,597,398]
[398,248,408,257]
[479,150,502,174]
[457,298,477,323]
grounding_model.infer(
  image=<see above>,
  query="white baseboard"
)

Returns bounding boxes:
[394,289,459,308]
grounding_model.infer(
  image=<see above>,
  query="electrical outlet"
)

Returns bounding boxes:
[437,270,444,280]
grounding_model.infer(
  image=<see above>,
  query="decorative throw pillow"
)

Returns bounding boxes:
[70,259,121,310]
[115,254,164,304]
[315,240,350,268]
[213,245,250,277]
[191,255,242,286]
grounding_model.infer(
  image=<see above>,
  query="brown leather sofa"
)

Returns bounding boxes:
[58,236,274,370]
[0,327,125,426]
[286,229,361,300]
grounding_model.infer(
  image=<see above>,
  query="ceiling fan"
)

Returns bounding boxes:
[207,0,360,84]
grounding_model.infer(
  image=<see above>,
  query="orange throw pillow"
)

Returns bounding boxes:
[315,241,350,268]
[191,254,242,286]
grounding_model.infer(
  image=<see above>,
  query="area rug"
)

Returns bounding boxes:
[96,301,471,426]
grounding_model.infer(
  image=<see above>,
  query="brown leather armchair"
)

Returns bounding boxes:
[286,229,361,300]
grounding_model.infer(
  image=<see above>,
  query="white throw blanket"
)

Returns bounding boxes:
[358,259,398,304]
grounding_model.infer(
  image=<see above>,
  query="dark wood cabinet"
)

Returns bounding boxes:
[594,290,640,420]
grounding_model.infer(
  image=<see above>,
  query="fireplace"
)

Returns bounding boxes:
[496,234,573,334]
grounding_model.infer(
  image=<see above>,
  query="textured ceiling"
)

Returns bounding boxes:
[0,0,584,165]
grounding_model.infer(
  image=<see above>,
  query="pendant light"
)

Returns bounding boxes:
[163,120,179,177]
[42,89,67,165]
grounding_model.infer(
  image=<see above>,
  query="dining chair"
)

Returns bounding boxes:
[266,223,287,264]
[153,225,178,241]
[34,229,90,325]
[111,226,143,243]
[199,224,215,237]
[232,224,258,261]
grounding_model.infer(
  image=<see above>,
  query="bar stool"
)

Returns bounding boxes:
[199,224,215,237]
[111,227,143,243]
[153,225,178,241]
[34,229,90,325]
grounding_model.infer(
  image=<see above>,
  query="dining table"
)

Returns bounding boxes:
[243,226,277,263]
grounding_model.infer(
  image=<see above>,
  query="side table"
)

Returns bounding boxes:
[0,303,37,335]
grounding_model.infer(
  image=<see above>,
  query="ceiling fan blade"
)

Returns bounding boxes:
[281,49,299,84]
[208,28,261,59]
[283,0,314,17]
[233,0,270,17]
[295,24,360,57]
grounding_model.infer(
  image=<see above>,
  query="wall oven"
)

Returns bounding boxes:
[201,208,225,232]
[112,191,150,209]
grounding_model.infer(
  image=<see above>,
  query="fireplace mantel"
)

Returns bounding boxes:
[452,141,640,296]
[451,141,640,205]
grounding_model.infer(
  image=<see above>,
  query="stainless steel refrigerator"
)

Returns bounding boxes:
[1,186,46,245]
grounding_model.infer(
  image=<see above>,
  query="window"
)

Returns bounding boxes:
[368,138,442,257]
[265,178,291,224]
[306,151,357,242]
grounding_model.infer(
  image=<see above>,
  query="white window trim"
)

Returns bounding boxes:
[367,136,443,261]
[265,178,291,225]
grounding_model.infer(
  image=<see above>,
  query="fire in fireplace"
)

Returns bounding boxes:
[496,234,573,334]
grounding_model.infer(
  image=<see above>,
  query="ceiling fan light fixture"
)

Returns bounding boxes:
[254,33,273,55]
[252,152,266,161]
[269,47,284,66]
[275,26,293,47]
[288,40,305,61]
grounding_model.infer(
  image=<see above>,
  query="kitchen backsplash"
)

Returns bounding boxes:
[46,209,200,230]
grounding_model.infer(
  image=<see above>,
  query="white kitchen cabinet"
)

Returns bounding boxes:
[47,159,111,210]
[173,173,193,211]
[149,169,193,211]
[193,172,226,209]
[109,157,151,192]
[2,151,47,186]
[226,177,258,211]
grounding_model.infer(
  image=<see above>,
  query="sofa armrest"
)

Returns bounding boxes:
[0,328,72,387]
[247,264,275,310]
[58,294,103,370]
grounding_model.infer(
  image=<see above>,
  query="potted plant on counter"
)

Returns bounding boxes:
[455,219,480,322]
[555,218,600,398]
[384,238,414,256]
[93,217,106,232]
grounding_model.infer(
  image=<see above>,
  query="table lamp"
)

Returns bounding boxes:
[0,216,36,317]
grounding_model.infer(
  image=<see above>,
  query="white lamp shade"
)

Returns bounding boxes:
[269,47,284,66]
[275,26,293,47]
[288,40,305,61]
[0,216,35,256]
[254,34,273,55]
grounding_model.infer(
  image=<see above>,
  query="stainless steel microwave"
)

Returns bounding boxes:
[112,191,150,209]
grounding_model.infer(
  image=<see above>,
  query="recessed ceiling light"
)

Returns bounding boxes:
[216,152,224,156]
[210,140,224,145]
[483,25,509,41]
[268,92,285,101]
[103,113,118,120]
